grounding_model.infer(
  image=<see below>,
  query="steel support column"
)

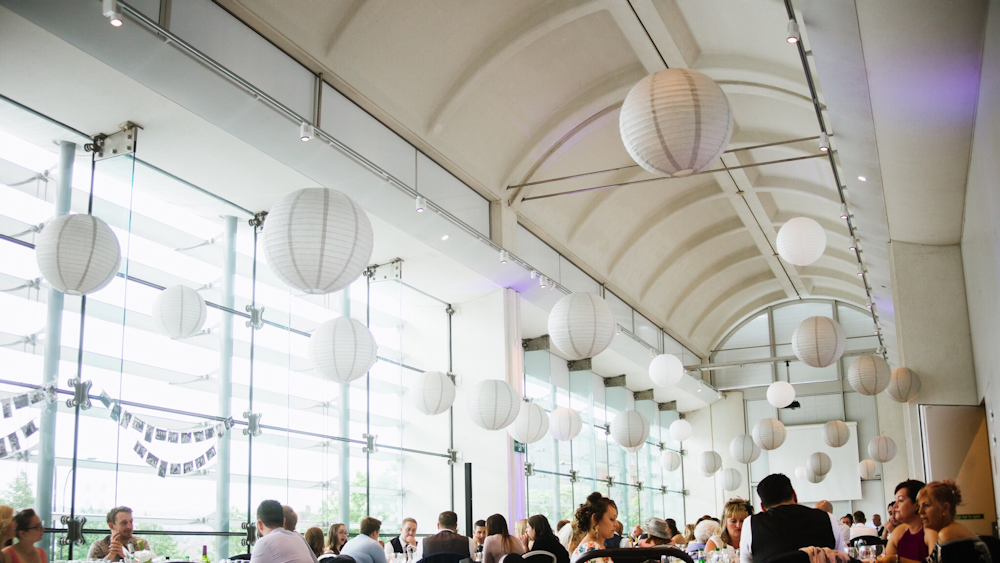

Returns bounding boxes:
[215,215,237,558]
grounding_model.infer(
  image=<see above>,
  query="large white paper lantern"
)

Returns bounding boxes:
[620,69,733,178]
[466,380,521,430]
[776,217,827,266]
[669,419,692,442]
[848,355,891,395]
[151,285,206,339]
[623,443,645,453]
[36,214,121,295]
[263,188,374,294]
[792,317,847,368]
[698,451,722,475]
[409,371,455,415]
[650,354,684,387]
[766,381,796,408]
[547,293,616,360]
[752,418,786,450]
[549,407,583,441]
[805,467,826,484]
[309,317,378,383]
[858,460,878,479]
[610,410,650,449]
[722,468,741,491]
[823,420,850,448]
[808,452,832,476]
[507,402,549,444]
[795,466,807,480]
[869,435,897,463]
[888,368,921,403]
[730,434,761,464]
[660,451,681,472]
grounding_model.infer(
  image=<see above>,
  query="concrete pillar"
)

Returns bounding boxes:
[214,216,237,559]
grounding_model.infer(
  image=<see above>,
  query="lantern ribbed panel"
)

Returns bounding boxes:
[548,293,616,360]
[766,381,796,408]
[888,368,921,403]
[263,188,374,294]
[808,452,832,476]
[610,410,650,448]
[795,466,807,480]
[507,402,549,444]
[620,69,733,177]
[868,435,897,463]
[776,217,827,266]
[466,380,520,430]
[823,420,850,448]
[549,407,583,441]
[36,214,121,295]
[670,419,692,442]
[729,434,761,464]
[805,467,825,483]
[859,460,878,479]
[698,451,722,475]
[308,317,378,383]
[409,371,455,415]
[660,451,681,472]
[752,418,786,450]
[792,317,847,368]
[650,354,684,387]
[848,355,892,395]
[722,468,741,491]
[152,285,207,339]
[623,443,645,453]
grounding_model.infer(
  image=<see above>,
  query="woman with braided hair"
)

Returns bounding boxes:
[569,492,618,563]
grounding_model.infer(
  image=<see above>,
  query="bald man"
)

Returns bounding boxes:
[814,501,851,546]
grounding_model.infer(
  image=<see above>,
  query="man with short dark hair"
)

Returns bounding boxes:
[473,520,487,553]
[250,500,318,563]
[604,520,624,549]
[87,506,151,561]
[283,506,298,532]
[738,474,845,563]
[342,517,387,563]
[415,511,476,559]
[841,514,854,527]
[849,510,878,540]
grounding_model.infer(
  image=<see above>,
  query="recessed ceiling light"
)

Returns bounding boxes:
[858,175,867,182]
[440,234,449,241]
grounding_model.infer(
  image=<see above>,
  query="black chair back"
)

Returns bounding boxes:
[979,535,1000,563]
[571,547,692,563]
[761,551,862,563]
[418,552,469,563]
[499,554,525,563]
[521,550,556,563]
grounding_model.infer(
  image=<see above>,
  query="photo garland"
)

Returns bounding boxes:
[0,417,40,460]
[132,440,219,478]
[1,384,57,419]
[0,384,57,461]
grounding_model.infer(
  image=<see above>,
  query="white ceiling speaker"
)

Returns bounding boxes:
[466,380,521,430]
[151,285,206,339]
[807,452,832,476]
[792,316,847,368]
[858,459,878,479]
[308,317,378,383]
[507,402,549,444]
[698,450,722,475]
[776,217,827,266]
[869,435,897,463]
[722,468,741,491]
[766,381,796,408]
[887,367,922,403]
[620,69,733,178]
[610,409,650,449]
[547,293,616,360]
[669,419,692,442]
[752,418,786,451]
[848,355,892,395]
[409,371,455,415]
[660,450,681,472]
[649,354,685,388]
[549,407,583,441]
[823,420,850,448]
[35,214,121,295]
[805,466,826,483]
[729,434,761,464]
[263,188,374,294]
[795,466,807,480]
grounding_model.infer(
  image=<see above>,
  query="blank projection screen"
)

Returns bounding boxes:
[766,421,862,502]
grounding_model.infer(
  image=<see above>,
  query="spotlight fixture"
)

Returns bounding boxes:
[499,249,508,264]
[872,322,879,335]
[697,382,703,393]
[415,195,425,213]
[650,348,656,358]
[786,20,800,44]
[857,263,865,277]
[440,234,449,241]
[849,236,858,251]
[718,390,724,399]
[866,296,873,309]
[615,326,621,335]
[530,270,539,279]
[858,175,867,182]
[539,276,547,289]
[299,122,314,142]
[876,346,885,355]
[103,0,123,26]
[840,203,849,220]
[819,131,830,152]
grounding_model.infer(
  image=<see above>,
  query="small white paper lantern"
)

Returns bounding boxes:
[624,443,645,453]
[888,367,921,403]
[752,418,786,450]
[795,466,807,480]
[611,410,650,449]
[620,69,734,177]
[549,407,583,441]
[698,451,722,475]
[859,459,878,479]
[263,188,374,294]
[766,381,796,408]
[669,419,692,442]
[792,317,847,368]
[466,380,521,430]
[823,420,850,448]
[409,371,455,415]
[776,217,827,266]
[660,451,681,472]
[309,317,378,383]
[548,293,616,360]
[848,355,892,395]
[36,214,121,295]
[730,434,761,464]
[650,354,685,388]
[808,452,832,476]
[869,435,897,463]
[507,402,549,444]
[722,468,741,491]
[151,285,206,339]
[805,467,826,483]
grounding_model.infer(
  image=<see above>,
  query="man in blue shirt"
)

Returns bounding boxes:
[250,500,318,563]
[342,517,388,563]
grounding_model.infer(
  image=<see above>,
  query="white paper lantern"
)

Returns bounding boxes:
[660,451,681,472]
[858,459,878,479]
[698,451,722,475]
[610,410,650,449]
[808,452,832,476]
[549,407,583,441]
[729,434,761,464]
[805,467,826,483]
[650,354,685,388]
[620,69,733,177]
[823,420,850,448]
[669,419,692,442]
[547,293,616,360]
[623,443,645,453]
[776,217,827,266]
[752,418,786,450]
[409,371,456,415]
[466,380,521,430]
[151,285,206,339]
[868,435,897,463]
[766,381,796,408]
[507,402,549,444]
[722,468,741,491]
[35,214,121,295]
[848,355,892,395]
[795,466,807,480]
[792,317,847,368]
[309,317,378,383]
[888,368,921,403]
[263,188,374,294]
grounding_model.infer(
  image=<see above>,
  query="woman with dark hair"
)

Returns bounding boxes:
[881,479,935,562]
[523,515,569,563]
[305,527,325,558]
[324,523,348,556]
[664,519,684,545]
[1,509,47,563]
[570,492,617,563]
[483,514,523,563]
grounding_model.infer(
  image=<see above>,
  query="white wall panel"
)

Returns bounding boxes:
[417,153,489,237]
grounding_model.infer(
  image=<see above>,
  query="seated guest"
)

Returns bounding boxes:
[636,518,672,548]
[814,501,850,547]
[342,517,387,563]
[873,514,883,537]
[841,514,854,527]
[629,526,643,542]
[557,520,576,552]
[483,514,524,563]
[87,506,150,560]
[706,498,752,552]
[251,500,318,563]
[603,521,623,550]
[324,523,348,556]
[570,492,617,563]
[2,509,46,563]
[283,506,299,532]
[882,502,898,540]
[415,511,476,560]
[474,520,488,554]
[515,519,528,550]
[0,506,14,549]
[384,518,417,558]
[738,473,845,563]
[556,521,570,533]
[523,515,569,563]
[305,528,325,558]
[685,520,719,556]
[881,480,935,562]
[849,510,878,540]
[681,524,695,545]
[664,520,684,546]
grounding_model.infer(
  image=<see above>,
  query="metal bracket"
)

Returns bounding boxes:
[522,335,550,352]
[243,411,263,437]
[569,470,579,483]
[604,374,627,387]
[603,423,611,436]
[362,433,378,454]
[59,515,87,546]
[657,442,665,451]
[682,489,689,496]
[568,358,592,372]
[86,122,140,161]
[525,462,534,476]
[447,448,458,466]
[634,389,655,401]
[66,378,92,410]
[248,211,268,231]
[245,304,265,330]
[660,486,668,495]
[658,401,678,411]
[606,475,615,488]
[636,481,644,491]
[241,520,257,547]
[366,259,403,282]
